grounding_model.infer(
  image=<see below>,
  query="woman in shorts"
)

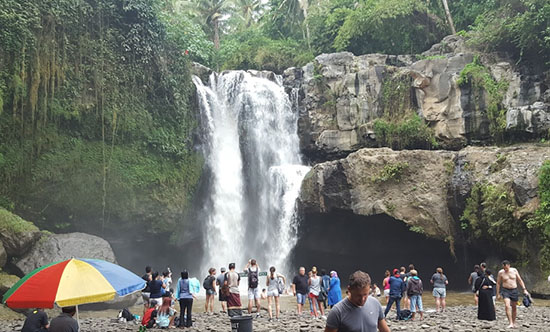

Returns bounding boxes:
[266,266,286,321]
[382,270,391,302]
[430,267,449,313]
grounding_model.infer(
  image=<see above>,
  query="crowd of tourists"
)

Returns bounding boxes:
[19,259,537,331]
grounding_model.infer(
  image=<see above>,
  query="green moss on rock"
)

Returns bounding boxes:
[0,208,39,234]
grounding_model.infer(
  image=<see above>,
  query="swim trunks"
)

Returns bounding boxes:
[500,287,519,302]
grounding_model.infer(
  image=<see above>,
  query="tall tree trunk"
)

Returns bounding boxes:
[441,0,456,35]
[213,18,220,50]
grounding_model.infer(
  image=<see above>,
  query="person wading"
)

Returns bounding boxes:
[430,267,448,313]
[325,270,390,332]
[496,260,530,328]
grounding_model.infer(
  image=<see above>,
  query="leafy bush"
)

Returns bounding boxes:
[217,28,313,73]
[457,56,509,143]
[371,162,409,183]
[466,0,550,66]
[373,115,438,150]
[333,0,447,55]
[461,183,524,244]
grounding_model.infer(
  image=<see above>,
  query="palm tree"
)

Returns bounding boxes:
[232,0,264,28]
[181,0,229,49]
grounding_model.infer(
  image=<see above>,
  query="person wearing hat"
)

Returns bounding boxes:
[216,267,228,313]
[405,269,424,321]
[383,268,405,319]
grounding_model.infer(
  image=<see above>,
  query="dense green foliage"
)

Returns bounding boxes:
[466,0,550,67]
[457,56,509,143]
[372,72,437,150]
[461,183,523,243]
[0,208,39,234]
[527,160,550,273]
[371,162,409,183]
[0,0,202,235]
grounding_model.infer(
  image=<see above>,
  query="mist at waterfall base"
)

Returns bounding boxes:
[292,210,504,291]
[193,71,310,278]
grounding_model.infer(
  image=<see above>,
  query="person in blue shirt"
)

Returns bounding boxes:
[176,270,196,328]
[383,268,405,319]
[327,271,342,308]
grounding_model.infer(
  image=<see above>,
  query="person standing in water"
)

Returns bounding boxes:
[496,260,530,328]
[430,267,448,313]
[325,271,390,332]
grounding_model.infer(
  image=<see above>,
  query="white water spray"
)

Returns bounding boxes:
[194,71,309,277]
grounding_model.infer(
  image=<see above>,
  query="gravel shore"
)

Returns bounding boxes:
[2,294,550,331]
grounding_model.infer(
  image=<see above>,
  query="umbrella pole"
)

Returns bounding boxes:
[76,304,80,329]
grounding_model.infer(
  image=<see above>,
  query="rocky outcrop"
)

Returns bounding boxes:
[0,273,20,297]
[285,35,550,159]
[0,240,6,268]
[299,144,550,241]
[0,209,41,258]
[14,232,117,275]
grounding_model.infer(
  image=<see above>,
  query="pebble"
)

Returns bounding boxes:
[1,305,550,331]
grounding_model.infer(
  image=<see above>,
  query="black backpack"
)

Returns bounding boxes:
[203,275,214,290]
[248,268,259,288]
[118,308,134,321]
[398,309,412,321]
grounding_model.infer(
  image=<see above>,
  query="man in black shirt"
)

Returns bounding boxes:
[49,306,79,332]
[292,266,309,315]
[21,308,49,332]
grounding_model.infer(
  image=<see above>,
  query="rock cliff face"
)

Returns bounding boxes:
[284,35,550,160]
[299,144,550,243]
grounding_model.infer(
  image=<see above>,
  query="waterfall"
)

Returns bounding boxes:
[193,71,310,276]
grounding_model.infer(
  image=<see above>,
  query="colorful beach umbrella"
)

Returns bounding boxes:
[2,258,145,309]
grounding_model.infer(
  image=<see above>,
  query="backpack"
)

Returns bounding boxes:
[398,309,412,321]
[118,308,135,321]
[248,268,259,288]
[203,275,214,290]
[277,276,285,294]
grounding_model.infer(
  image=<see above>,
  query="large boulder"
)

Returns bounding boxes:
[531,279,550,300]
[14,232,116,275]
[0,209,41,258]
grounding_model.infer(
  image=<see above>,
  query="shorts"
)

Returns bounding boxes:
[267,289,279,297]
[410,295,423,313]
[309,293,319,300]
[206,289,215,296]
[296,293,306,305]
[501,288,519,302]
[432,288,446,298]
[248,287,261,300]
[384,289,390,297]
[219,291,227,302]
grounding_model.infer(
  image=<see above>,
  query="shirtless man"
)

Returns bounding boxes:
[496,260,529,328]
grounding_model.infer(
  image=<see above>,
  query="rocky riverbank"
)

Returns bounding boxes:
[2,298,550,331]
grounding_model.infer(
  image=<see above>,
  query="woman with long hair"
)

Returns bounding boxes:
[204,267,217,314]
[430,267,448,313]
[176,270,194,327]
[266,266,286,321]
[157,296,176,328]
[382,270,391,303]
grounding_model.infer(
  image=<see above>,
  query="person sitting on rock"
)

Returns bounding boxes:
[21,308,49,332]
[156,296,177,328]
[141,299,158,328]
[49,306,78,332]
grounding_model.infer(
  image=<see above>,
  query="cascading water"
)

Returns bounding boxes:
[193,71,310,277]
